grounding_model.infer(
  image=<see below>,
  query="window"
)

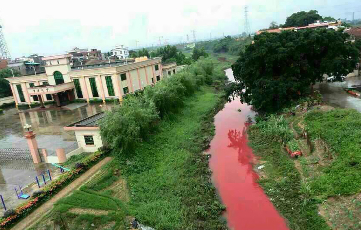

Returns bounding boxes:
[29,83,35,88]
[120,73,127,81]
[168,71,171,76]
[156,75,160,81]
[16,84,25,102]
[84,135,94,145]
[54,71,64,85]
[42,81,49,86]
[105,76,115,96]
[57,60,60,64]
[123,87,129,94]
[89,78,99,97]
[46,94,52,100]
[155,65,159,71]
[173,69,176,74]
[32,95,39,101]
[73,79,83,98]
[50,61,52,65]
[151,78,154,83]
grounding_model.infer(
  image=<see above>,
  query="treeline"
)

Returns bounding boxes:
[196,36,252,55]
[100,58,226,155]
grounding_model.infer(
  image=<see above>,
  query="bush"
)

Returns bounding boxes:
[31,190,44,198]
[255,115,293,143]
[100,58,226,156]
[3,209,15,219]
[75,162,85,169]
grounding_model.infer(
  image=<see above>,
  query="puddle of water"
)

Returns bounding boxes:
[208,69,288,230]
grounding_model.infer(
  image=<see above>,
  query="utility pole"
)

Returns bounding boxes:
[244,5,251,35]
[186,34,189,43]
[191,30,196,42]
[135,40,139,48]
[0,23,11,60]
[158,36,163,46]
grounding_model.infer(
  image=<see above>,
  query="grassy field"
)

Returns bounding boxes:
[29,159,128,230]
[117,86,227,229]
[248,105,361,230]
[29,86,227,230]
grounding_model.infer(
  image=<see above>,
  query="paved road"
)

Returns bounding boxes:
[11,157,112,230]
[315,76,361,112]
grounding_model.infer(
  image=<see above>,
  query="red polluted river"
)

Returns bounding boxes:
[208,69,288,230]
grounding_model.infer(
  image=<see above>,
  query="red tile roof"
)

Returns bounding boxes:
[346,27,361,39]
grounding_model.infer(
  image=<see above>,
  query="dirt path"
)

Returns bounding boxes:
[11,157,112,230]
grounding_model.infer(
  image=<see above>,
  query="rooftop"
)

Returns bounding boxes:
[346,27,361,38]
[43,54,72,61]
[66,112,105,128]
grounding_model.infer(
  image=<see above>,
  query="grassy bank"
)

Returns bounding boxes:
[248,105,361,230]
[118,86,227,229]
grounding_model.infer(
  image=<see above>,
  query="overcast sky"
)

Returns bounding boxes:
[1,0,360,58]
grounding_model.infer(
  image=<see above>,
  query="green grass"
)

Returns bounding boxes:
[304,109,361,197]
[248,118,329,230]
[62,152,92,168]
[83,160,120,191]
[118,86,227,230]
[209,53,238,70]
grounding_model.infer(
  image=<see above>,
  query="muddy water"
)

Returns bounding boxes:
[208,69,288,230]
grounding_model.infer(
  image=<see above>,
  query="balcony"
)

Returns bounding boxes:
[27,82,75,96]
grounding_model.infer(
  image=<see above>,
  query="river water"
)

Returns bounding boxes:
[208,69,288,230]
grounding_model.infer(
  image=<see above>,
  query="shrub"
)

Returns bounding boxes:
[31,190,44,198]
[255,115,293,143]
[75,162,85,169]
[2,210,15,219]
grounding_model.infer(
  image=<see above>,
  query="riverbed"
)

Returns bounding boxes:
[208,69,288,230]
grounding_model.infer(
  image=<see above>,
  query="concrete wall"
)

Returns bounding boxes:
[74,130,103,152]
[45,58,72,85]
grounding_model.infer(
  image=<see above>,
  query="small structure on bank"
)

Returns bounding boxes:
[64,112,105,153]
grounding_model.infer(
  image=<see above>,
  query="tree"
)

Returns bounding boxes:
[284,10,323,27]
[0,68,20,98]
[151,45,191,65]
[323,16,336,22]
[213,36,233,53]
[192,47,208,61]
[269,21,279,29]
[231,29,359,113]
[129,48,150,58]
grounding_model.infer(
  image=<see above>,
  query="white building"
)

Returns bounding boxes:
[111,45,129,59]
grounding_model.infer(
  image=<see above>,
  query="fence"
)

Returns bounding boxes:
[0,148,32,161]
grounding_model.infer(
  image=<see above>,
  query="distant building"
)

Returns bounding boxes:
[88,49,102,60]
[7,62,27,75]
[256,20,342,35]
[0,59,8,70]
[111,45,129,59]
[346,27,361,40]
[6,54,167,107]
[162,63,177,78]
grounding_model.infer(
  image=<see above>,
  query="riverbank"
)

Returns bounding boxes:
[116,86,227,229]
[248,101,361,229]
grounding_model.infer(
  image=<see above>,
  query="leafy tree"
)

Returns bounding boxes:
[0,68,20,98]
[192,47,209,61]
[213,36,233,53]
[269,21,279,29]
[341,21,352,28]
[323,16,336,22]
[284,10,323,27]
[231,29,359,113]
[151,45,191,65]
[129,48,150,58]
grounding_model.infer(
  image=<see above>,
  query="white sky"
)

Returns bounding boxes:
[0,0,360,58]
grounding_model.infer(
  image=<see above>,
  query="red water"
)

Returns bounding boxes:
[208,69,288,230]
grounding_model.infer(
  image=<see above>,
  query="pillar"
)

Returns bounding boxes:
[127,71,134,92]
[24,130,41,164]
[9,83,18,107]
[53,94,61,107]
[137,69,142,90]
[144,67,150,85]
[38,94,45,108]
[42,149,48,163]
[80,77,90,103]
[21,83,31,107]
[113,74,123,103]
[97,75,106,102]
[151,65,156,83]
[56,148,67,163]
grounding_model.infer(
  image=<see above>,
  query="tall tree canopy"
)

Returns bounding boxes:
[151,45,191,65]
[283,10,323,27]
[0,68,20,98]
[130,48,150,58]
[231,29,359,113]
[192,47,208,61]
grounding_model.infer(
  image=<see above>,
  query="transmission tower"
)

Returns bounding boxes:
[244,6,251,35]
[191,30,196,42]
[0,23,11,60]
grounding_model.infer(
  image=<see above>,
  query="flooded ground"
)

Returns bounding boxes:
[315,76,361,112]
[0,102,116,214]
[208,69,288,230]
